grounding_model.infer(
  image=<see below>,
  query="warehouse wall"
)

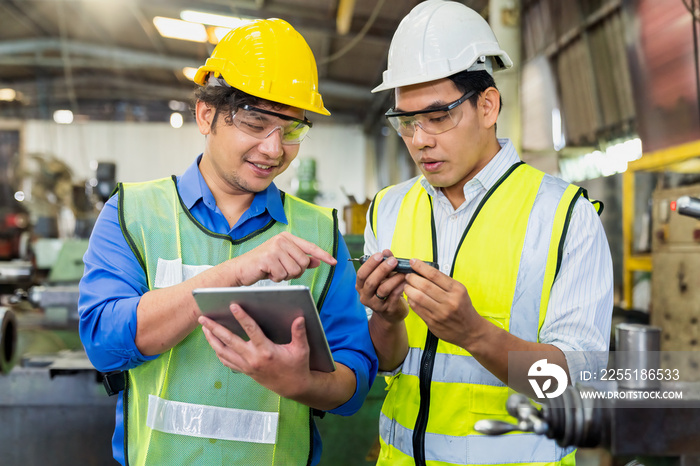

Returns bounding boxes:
[22,120,367,233]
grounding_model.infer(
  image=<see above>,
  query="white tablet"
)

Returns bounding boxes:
[192,285,336,372]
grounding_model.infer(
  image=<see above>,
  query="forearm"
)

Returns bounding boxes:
[465,319,570,394]
[136,259,240,355]
[369,313,409,371]
[285,364,357,411]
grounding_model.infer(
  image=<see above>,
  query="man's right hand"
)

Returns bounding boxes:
[355,250,409,323]
[230,232,337,286]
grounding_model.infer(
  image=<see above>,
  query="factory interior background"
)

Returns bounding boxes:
[1,0,700,464]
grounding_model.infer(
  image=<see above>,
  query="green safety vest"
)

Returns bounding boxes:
[117,176,337,466]
[370,162,601,466]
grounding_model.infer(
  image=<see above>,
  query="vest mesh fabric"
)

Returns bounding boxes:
[119,177,336,466]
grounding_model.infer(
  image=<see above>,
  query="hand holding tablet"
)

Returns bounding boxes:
[193,285,336,372]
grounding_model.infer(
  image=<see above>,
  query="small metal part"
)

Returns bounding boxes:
[676,196,700,220]
[349,255,439,274]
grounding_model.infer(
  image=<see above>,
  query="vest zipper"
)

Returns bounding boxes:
[412,330,438,466]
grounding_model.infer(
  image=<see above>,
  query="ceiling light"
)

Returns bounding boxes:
[53,110,74,124]
[182,67,198,81]
[180,10,252,29]
[170,113,184,129]
[208,27,233,44]
[0,88,17,101]
[153,16,208,43]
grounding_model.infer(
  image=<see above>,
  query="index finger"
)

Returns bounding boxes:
[283,232,337,266]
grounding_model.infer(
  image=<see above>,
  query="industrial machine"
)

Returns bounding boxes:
[0,151,116,465]
[0,238,117,465]
[476,324,700,464]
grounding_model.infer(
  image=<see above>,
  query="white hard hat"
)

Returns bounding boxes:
[372,0,513,93]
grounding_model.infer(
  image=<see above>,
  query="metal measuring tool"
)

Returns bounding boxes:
[349,255,439,275]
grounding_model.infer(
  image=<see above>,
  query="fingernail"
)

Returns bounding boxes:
[387,257,397,266]
[373,253,383,262]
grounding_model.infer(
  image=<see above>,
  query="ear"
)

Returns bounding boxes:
[195,100,214,135]
[480,87,501,129]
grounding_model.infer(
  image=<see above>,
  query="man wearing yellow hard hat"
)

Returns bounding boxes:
[78,19,377,465]
[356,1,613,465]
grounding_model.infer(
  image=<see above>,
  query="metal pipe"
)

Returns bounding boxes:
[0,307,17,374]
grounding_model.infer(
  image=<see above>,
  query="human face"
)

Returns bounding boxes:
[197,101,305,196]
[393,78,500,207]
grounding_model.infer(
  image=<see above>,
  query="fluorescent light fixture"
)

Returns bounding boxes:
[182,67,198,81]
[180,10,252,29]
[169,100,188,112]
[552,108,565,151]
[559,137,643,182]
[209,27,233,44]
[153,16,208,43]
[53,109,74,124]
[0,88,17,101]
[170,112,184,129]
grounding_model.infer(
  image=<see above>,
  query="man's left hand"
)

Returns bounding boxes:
[403,258,483,349]
[199,304,312,398]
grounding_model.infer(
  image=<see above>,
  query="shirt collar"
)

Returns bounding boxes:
[419,138,520,197]
[177,154,288,225]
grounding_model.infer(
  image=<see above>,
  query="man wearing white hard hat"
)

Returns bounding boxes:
[356,1,613,465]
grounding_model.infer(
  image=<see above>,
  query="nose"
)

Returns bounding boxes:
[258,126,284,157]
[410,123,434,149]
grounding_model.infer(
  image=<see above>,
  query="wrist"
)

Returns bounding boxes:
[224,257,243,287]
[462,315,498,355]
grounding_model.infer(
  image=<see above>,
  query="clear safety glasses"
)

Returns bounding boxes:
[232,104,313,145]
[385,90,476,137]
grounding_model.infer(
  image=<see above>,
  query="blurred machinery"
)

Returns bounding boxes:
[295,158,321,203]
[650,185,700,374]
[476,324,700,464]
[0,150,117,464]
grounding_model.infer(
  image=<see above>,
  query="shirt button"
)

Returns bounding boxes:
[450,215,457,222]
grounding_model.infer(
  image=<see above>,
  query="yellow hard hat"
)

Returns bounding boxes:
[194,18,330,116]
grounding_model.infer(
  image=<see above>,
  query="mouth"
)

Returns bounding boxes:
[247,161,279,174]
[420,160,444,172]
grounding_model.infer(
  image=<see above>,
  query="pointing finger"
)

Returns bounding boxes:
[284,232,337,266]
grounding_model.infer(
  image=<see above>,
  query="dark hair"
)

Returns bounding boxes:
[447,69,503,114]
[190,77,288,131]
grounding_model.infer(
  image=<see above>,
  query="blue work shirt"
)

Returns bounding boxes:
[78,155,378,465]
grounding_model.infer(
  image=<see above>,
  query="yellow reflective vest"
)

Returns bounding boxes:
[118,177,337,465]
[370,162,601,466]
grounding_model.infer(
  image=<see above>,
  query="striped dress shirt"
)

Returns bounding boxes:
[364,138,614,378]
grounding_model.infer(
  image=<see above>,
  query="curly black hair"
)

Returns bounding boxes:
[190,76,288,132]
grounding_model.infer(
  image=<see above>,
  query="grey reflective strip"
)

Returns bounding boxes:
[146,394,279,444]
[380,412,574,465]
[373,177,420,250]
[402,347,505,386]
[509,174,569,342]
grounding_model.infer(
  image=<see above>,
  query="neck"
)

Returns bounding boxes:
[199,159,256,229]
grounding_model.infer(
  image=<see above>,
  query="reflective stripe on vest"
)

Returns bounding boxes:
[372,163,583,466]
[119,177,337,466]
[379,412,574,465]
[146,395,279,444]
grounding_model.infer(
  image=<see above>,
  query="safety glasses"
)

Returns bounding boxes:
[385,90,476,137]
[232,104,313,145]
